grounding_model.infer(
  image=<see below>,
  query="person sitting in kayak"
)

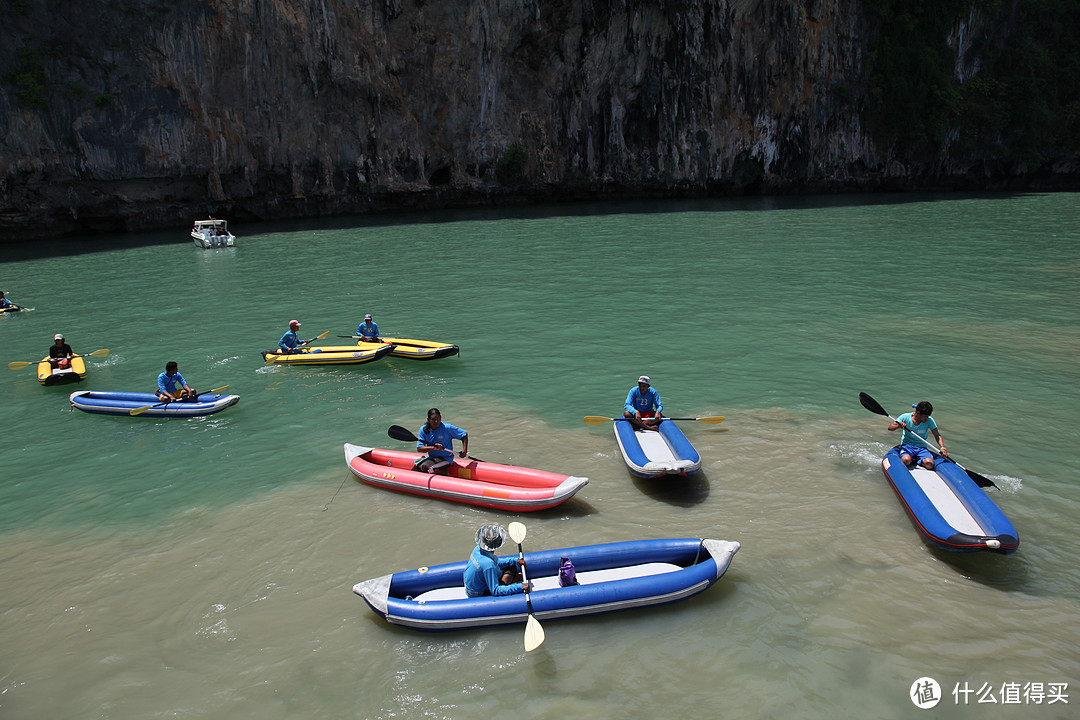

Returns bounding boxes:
[414,407,468,474]
[157,361,197,402]
[48,333,75,370]
[888,400,947,470]
[356,313,380,342]
[463,524,529,598]
[623,375,664,430]
[278,320,306,354]
[0,291,14,309]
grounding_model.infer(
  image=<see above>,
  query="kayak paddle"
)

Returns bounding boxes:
[858,392,997,489]
[128,385,231,416]
[8,348,110,370]
[583,415,725,426]
[264,331,331,362]
[507,521,545,653]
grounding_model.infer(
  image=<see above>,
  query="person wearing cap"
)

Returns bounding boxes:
[413,408,469,474]
[463,524,529,598]
[278,320,306,354]
[356,313,380,342]
[623,375,664,430]
[47,333,75,370]
[157,361,196,402]
[888,400,948,470]
[354,313,380,343]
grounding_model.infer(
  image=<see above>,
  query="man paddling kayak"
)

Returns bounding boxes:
[413,407,469,474]
[463,524,529,598]
[48,333,75,370]
[278,320,306,354]
[623,375,664,430]
[888,400,948,470]
[157,361,197,402]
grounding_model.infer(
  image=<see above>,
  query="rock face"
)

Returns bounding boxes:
[0,0,1070,241]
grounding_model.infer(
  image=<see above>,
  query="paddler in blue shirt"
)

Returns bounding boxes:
[623,375,664,430]
[278,320,305,354]
[356,313,380,342]
[463,524,529,598]
[888,400,947,470]
[157,361,196,402]
[414,407,469,474]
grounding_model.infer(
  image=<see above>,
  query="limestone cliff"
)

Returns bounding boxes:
[0,0,1075,241]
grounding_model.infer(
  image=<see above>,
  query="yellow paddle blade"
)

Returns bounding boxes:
[695,416,726,424]
[86,348,110,358]
[315,330,330,339]
[7,361,34,370]
[583,416,615,425]
[524,614,545,652]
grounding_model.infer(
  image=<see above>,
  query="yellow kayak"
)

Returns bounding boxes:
[262,342,394,366]
[37,355,88,385]
[362,338,459,360]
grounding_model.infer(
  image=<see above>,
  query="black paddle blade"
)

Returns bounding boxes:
[387,425,418,443]
[963,466,998,490]
[859,392,888,417]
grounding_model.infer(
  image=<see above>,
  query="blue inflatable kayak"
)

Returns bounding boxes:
[353,537,739,632]
[613,419,702,478]
[880,447,1018,553]
[69,390,240,417]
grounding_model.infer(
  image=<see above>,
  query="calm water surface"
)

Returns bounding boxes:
[1,193,1078,719]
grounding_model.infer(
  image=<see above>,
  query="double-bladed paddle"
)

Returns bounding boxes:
[583,415,725,426]
[263,331,331,362]
[858,392,997,489]
[8,348,110,370]
[507,521,545,653]
[386,424,482,462]
[128,385,231,416]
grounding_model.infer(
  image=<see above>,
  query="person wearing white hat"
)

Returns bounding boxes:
[356,313,380,342]
[47,333,75,370]
[277,320,306,354]
[623,374,664,430]
[463,524,529,598]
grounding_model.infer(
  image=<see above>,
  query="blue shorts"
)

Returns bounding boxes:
[899,444,935,464]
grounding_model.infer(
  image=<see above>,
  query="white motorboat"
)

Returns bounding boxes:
[191,218,236,248]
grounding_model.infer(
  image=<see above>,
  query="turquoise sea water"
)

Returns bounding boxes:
[1,192,1078,718]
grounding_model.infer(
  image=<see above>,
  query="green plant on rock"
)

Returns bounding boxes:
[496,144,529,186]
[2,45,47,110]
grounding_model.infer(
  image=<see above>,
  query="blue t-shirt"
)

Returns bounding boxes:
[897,412,937,448]
[417,421,468,460]
[625,386,663,414]
[357,321,379,340]
[463,546,523,597]
[279,331,300,352]
[157,371,187,395]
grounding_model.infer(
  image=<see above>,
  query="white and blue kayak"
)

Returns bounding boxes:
[353,537,740,632]
[613,419,702,478]
[880,447,1018,554]
[69,390,240,417]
